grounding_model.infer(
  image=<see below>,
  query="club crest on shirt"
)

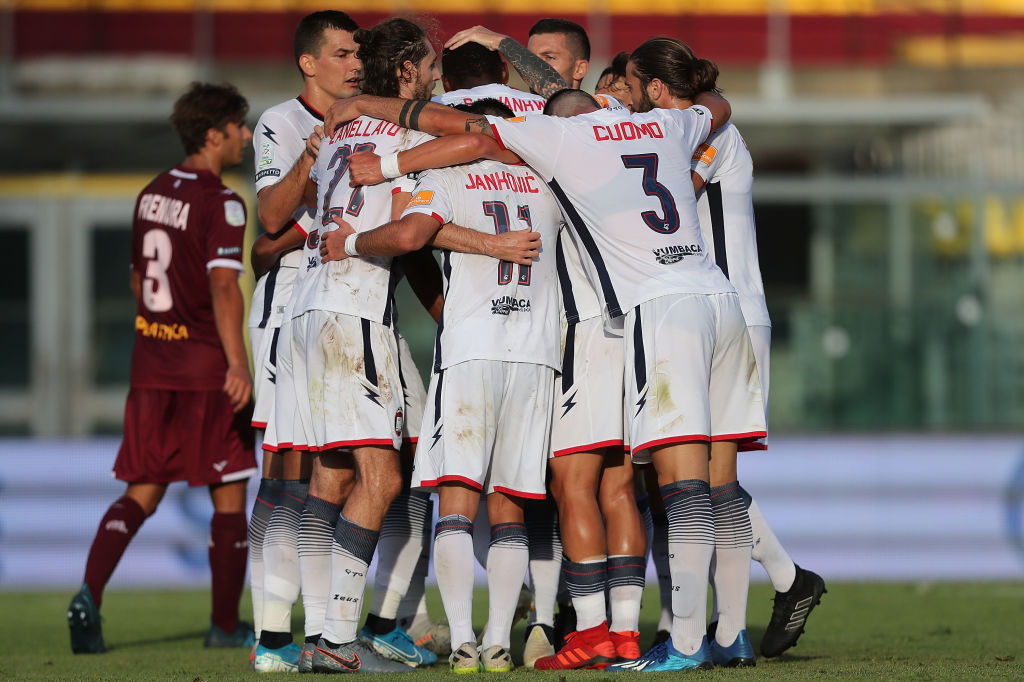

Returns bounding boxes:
[652,244,702,264]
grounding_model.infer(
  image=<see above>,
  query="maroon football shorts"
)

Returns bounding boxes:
[114,387,256,486]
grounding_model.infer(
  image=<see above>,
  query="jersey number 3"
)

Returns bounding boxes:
[141,229,173,312]
[621,153,679,234]
[483,201,532,286]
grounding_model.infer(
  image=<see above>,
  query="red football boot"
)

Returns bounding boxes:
[533,621,617,670]
[610,630,641,661]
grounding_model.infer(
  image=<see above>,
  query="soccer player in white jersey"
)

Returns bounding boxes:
[433,42,547,114]
[247,11,362,673]
[324,74,766,672]
[627,37,826,665]
[323,97,563,673]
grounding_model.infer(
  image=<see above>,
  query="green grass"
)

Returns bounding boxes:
[2,583,1022,680]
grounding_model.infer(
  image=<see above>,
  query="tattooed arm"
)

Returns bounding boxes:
[445,25,569,99]
[324,96,494,140]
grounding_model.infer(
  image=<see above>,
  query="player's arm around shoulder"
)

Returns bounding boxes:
[693,90,731,133]
[255,112,320,233]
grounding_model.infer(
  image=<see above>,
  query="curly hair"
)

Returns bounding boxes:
[354,18,430,97]
[170,82,249,155]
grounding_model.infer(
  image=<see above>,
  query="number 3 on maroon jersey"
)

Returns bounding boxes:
[141,228,173,312]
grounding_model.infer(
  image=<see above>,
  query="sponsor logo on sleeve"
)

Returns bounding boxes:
[258,142,274,169]
[217,246,241,256]
[256,168,281,182]
[693,143,717,166]
[507,116,526,123]
[223,199,246,227]
[407,190,434,207]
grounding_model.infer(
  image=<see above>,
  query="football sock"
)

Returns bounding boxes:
[368,491,431,622]
[650,511,673,633]
[482,522,530,649]
[710,482,753,646]
[637,494,655,559]
[322,513,379,645]
[261,478,307,636]
[563,557,608,632]
[660,479,714,655]
[209,511,248,634]
[471,500,490,568]
[259,630,293,649]
[745,487,797,592]
[248,478,281,638]
[434,514,476,648]
[607,555,645,633]
[525,498,562,628]
[83,495,147,608]
[298,495,341,640]
[397,496,433,629]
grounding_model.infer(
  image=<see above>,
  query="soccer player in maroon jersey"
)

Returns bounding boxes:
[67,82,257,654]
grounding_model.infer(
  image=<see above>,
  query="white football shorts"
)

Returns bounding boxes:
[741,324,771,452]
[625,292,766,463]
[413,360,554,499]
[263,314,311,452]
[397,332,425,446]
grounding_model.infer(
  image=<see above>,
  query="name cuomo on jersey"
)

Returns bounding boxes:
[593,120,664,142]
[137,193,190,230]
[465,171,540,194]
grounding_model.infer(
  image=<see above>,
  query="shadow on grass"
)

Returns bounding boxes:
[108,630,206,650]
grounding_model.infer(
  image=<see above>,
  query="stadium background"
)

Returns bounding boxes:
[1,0,1023,595]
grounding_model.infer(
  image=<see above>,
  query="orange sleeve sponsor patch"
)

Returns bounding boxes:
[407,190,434,207]
[693,143,717,166]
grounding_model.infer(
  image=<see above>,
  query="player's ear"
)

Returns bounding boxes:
[398,59,415,84]
[572,59,589,85]
[500,61,509,85]
[298,53,317,79]
[205,127,222,151]
[442,74,452,92]
[647,77,663,105]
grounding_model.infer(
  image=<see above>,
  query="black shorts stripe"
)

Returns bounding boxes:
[555,232,580,325]
[561,322,577,393]
[433,369,445,426]
[268,326,280,367]
[706,181,729,279]
[548,178,622,318]
[361,318,378,388]
[633,305,646,393]
[433,250,453,374]
[382,266,403,327]
[257,260,280,329]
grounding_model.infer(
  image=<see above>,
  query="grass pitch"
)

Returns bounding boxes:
[1,583,1022,680]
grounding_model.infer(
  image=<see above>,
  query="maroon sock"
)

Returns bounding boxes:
[209,511,248,633]
[83,495,147,608]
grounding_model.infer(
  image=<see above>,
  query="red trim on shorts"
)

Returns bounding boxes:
[632,434,710,454]
[263,442,280,453]
[553,439,624,457]
[251,420,268,429]
[404,437,419,444]
[492,485,546,500]
[739,441,768,452]
[490,123,506,150]
[319,438,396,450]
[711,430,767,442]
[420,475,483,490]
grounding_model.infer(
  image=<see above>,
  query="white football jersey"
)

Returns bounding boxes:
[292,116,432,324]
[487,106,735,319]
[402,159,562,371]
[691,123,771,328]
[433,83,546,115]
[248,97,320,329]
[556,228,601,324]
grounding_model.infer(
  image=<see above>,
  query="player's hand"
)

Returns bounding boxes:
[445,25,507,52]
[324,96,362,136]
[489,230,541,265]
[320,217,356,263]
[349,151,385,187]
[223,364,252,412]
[305,124,325,159]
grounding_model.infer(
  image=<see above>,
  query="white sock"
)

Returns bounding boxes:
[261,479,306,634]
[607,555,645,633]
[434,515,476,650]
[651,514,673,633]
[482,522,530,650]
[563,557,608,631]
[397,496,433,627]
[298,495,340,639]
[248,478,279,639]
[525,499,562,627]
[710,482,753,646]
[321,514,379,645]
[748,497,797,592]
[661,480,714,655]
[368,492,431,620]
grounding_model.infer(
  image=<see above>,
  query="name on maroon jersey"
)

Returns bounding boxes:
[593,121,664,142]
[135,315,189,341]
[334,118,401,140]
[137,193,191,230]
[464,170,539,194]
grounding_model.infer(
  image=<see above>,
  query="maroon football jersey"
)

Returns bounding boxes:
[129,165,247,389]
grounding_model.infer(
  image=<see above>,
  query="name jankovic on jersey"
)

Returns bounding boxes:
[653,244,703,264]
[491,296,531,315]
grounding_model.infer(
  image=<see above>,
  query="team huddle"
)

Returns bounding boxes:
[67,10,826,675]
